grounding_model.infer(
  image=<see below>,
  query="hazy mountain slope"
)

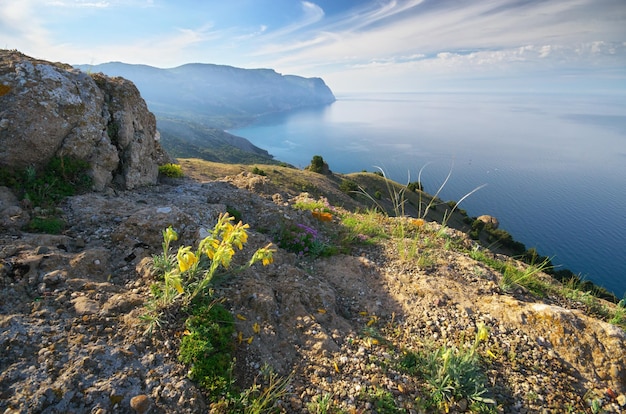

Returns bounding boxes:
[157,118,277,164]
[74,62,335,129]
[74,61,335,163]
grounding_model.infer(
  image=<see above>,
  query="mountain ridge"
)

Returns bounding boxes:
[74,61,335,164]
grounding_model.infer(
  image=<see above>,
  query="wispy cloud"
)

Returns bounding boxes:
[0,0,51,52]
[2,0,623,91]
[46,0,110,7]
[242,0,625,88]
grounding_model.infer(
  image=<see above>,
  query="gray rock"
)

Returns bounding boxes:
[0,50,170,191]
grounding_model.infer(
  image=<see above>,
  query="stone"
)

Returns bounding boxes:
[477,214,499,229]
[72,296,99,315]
[0,186,29,230]
[0,50,170,191]
[130,394,152,413]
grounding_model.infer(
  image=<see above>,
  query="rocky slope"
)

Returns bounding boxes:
[0,165,625,413]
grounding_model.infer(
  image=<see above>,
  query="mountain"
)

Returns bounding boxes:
[74,62,335,163]
[76,62,335,128]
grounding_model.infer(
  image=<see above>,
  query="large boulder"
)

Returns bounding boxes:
[0,50,170,191]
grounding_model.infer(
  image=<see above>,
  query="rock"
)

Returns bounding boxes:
[0,50,170,191]
[477,214,499,229]
[0,186,29,230]
[130,394,152,413]
[102,292,144,315]
[72,296,99,315]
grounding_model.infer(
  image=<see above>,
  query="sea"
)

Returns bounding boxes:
[230,92,626,298]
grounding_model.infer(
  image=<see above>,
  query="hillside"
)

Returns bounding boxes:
[1,158,625,413]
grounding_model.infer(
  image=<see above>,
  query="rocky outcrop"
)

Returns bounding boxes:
[477,214,499,229]
[0,50,170,191]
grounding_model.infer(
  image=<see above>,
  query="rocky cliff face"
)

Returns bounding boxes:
[0,50,169,191]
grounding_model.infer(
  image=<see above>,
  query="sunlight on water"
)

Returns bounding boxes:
[231,92,626,297]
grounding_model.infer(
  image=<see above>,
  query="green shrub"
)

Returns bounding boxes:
[309,155,326,173]
[398,324,495,411]
[251,166,266,176]
[226,206,242,223]
[26,216,65,234]
[0,156,91,233]
[469,219,485,240]
[276,223,333,258]
[407,181,423,192]
[179,298,235,397]
[339,179,359,195]
[158,163,184,178]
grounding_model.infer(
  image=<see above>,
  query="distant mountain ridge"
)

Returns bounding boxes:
[75,61,335,163]
[75,62,335,128]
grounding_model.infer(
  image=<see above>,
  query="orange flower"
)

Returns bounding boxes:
[412,218,425,227]
[312,211,333,222]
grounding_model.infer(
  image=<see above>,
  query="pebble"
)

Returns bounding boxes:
[130,394,152,413]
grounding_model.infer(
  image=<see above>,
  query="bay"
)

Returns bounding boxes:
[230,92,626,298]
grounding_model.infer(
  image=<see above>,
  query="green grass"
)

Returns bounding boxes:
[397,324,496,412]
[26,216,65,234]
[158,163,184,178]
[469,247,552,297]
[0,156,92,234]
[339,209,389,245]
[306,393,336,414]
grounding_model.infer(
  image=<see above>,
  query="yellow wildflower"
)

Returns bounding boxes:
[177,246,198,273]
[201,237,220,260]
[165,272,184,294]
[163,226,178,243]
[476,322,489,343]
[216,244,235,268]
[253,322,260,334]
[250,244,276,266]
[229,223,249,250]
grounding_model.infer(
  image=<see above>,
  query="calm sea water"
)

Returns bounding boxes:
[231,92,626,298]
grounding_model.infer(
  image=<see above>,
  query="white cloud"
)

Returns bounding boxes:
[0,1,51,52]
[46,0,110,7]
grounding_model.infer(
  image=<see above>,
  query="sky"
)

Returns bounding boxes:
[1,0,625,93]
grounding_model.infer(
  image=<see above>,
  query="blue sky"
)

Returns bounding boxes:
[1,0,625,92]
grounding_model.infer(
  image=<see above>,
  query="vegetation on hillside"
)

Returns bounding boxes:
[141,157,625,411]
